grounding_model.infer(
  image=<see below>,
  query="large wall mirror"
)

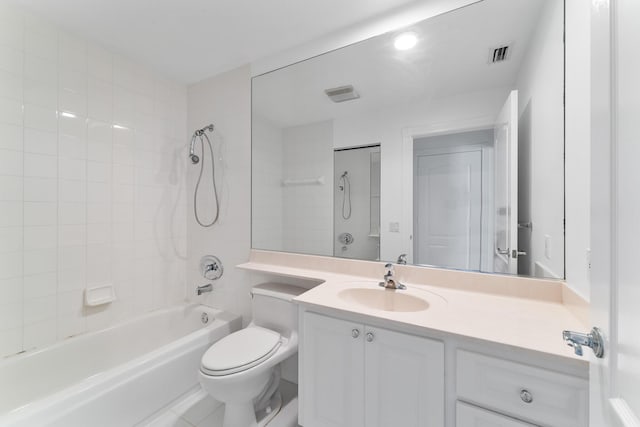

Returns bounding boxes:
[252,0,565,279]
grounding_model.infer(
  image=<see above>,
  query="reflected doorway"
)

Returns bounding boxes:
[413,129,494,271]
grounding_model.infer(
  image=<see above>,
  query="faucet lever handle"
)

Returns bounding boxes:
[384,263,394,279]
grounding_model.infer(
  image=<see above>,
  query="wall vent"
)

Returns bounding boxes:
[490,45,510,63]
[325,85,360,103]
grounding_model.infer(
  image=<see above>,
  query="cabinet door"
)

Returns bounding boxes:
[456,401,537,426]
[364,326,444,427]
[301,312,365,427]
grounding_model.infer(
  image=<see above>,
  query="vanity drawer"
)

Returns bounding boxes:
[456,401,536,426]
[456,350,588,427]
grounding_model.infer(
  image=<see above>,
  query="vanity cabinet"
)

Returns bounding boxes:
[299,311,445,427]
[456,402,537,426]
[298,309,588,427]
[456,350,588,427]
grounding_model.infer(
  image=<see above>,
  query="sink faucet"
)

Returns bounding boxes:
[379,263,406,290]
[197,284,213,295]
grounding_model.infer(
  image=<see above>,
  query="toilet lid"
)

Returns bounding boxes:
[201,327,281,376]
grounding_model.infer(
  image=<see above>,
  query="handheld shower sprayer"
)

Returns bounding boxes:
[189,124,214,164]
[188,123,220,227]
[189,135,199,164]
[339,171,348,190]
[339,171,351,219]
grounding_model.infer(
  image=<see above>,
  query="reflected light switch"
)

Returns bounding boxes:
[389,222,400,233]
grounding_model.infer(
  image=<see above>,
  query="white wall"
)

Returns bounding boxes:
[0,5,187,358]
[515,0,565,279]
[252,114,284,251]
[186,66,253,319]
[187,66,316,328]
[282,121,333,256]
[564,0,591,300]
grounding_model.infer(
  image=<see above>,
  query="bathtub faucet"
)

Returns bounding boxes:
[197,284,213,295]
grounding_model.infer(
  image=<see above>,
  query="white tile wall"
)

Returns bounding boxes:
[0,4,188,357]
[282,121,334,256]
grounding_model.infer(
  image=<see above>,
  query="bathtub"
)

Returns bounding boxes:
[0,304,241,427]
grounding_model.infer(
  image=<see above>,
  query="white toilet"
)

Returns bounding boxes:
[199,282,306,427]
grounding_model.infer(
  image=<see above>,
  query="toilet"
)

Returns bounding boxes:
[199,282,306,427]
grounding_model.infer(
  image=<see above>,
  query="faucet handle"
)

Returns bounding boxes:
[384,263,394,277]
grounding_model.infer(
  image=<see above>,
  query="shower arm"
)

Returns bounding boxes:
[189,124,215,157]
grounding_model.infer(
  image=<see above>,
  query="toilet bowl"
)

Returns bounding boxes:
[199,283,306,427]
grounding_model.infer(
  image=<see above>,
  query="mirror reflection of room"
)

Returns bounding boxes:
[252,0,564,279]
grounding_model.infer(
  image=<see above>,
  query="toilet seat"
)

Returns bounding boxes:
[201,327,282,376]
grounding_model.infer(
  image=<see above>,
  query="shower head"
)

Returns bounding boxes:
[189,124,214,164]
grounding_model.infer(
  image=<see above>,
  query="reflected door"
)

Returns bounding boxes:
[414,150,482,270]
[493,90,519,274]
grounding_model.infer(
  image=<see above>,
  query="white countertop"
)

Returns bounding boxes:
[239,251,590,363]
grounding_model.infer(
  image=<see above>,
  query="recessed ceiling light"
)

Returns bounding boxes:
[394,32,418,51]
[59,111,77,118]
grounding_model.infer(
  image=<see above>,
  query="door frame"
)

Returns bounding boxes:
[589,0,640,425]
[401,115,495,265]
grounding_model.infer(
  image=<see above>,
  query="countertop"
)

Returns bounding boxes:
[239,251,590,363]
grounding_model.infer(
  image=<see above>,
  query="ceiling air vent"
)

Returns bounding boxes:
[490,45,510,63]
[325,85,360,103]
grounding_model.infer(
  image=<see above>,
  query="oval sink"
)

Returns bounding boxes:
[338,288,429,312]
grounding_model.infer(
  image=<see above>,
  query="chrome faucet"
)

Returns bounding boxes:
[196,284,213,295]
[379,263,406,290]
[397,253,407,265]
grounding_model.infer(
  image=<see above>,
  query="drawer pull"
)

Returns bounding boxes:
[352,329,360,338]
[520,389,533,404]
[366,332,374,342]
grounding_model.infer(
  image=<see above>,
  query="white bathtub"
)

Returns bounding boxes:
[0,304,241,427]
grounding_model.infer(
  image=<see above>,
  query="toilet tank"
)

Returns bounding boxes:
[251,283,307,337]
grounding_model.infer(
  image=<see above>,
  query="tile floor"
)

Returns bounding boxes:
[138,381,299,427]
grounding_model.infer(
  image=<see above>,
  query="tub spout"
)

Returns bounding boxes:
[197,284,213,295]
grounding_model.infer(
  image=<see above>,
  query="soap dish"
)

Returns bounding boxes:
[84,284,116,307]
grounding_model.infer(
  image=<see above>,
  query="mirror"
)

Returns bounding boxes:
[252,0,565,279]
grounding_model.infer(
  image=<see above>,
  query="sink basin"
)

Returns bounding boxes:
[338,288,429,312]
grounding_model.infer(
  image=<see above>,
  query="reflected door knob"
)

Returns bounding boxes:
[352,329,360,338]
[366,332,374,342]
[512,249,527,258]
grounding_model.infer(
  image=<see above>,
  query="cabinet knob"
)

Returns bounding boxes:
[352,329,360,338]
[520,389,533,404]
[366,332,374,342]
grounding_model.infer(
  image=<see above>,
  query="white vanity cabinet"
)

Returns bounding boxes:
[456,350,588,427]
[456,402,537,426]
[299,311,445,427]
[298,308,588,427]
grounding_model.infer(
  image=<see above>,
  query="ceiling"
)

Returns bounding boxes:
[4,0,424,83]
[253,0,548,128]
